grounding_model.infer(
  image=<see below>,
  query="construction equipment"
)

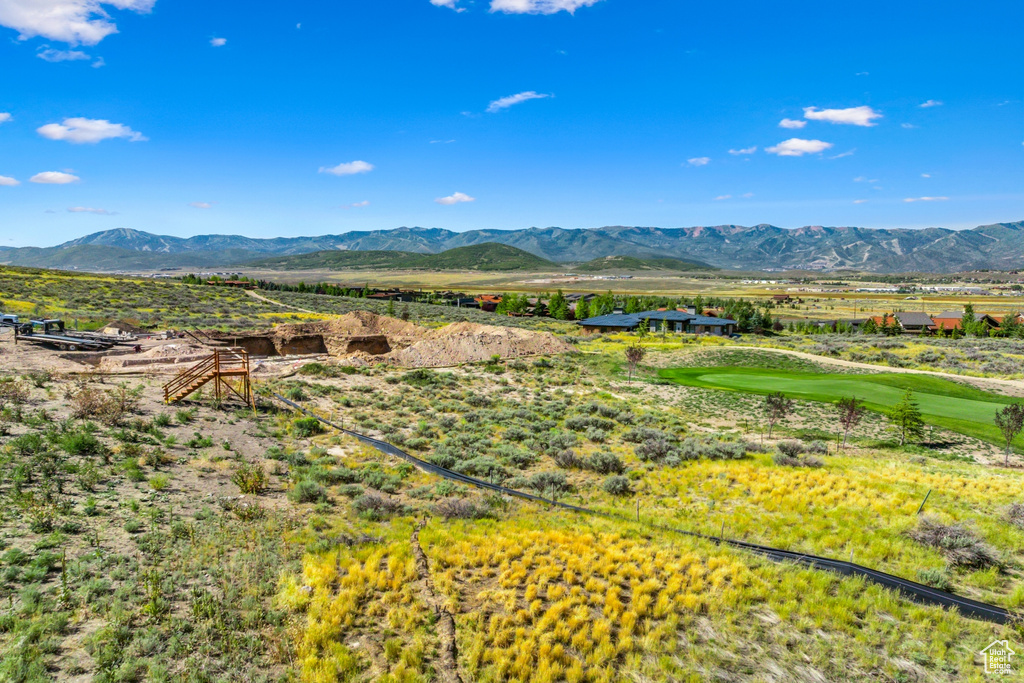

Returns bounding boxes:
[4,317,138,351]
[163,347,254,408]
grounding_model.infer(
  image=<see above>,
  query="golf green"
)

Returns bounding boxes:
[659,366,1019,449]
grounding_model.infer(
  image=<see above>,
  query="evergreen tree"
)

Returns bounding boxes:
[386,298,396,317]
[961,303,977,336]
[889,390,924,446]
[549,290,569,320]
[575,298,590,320]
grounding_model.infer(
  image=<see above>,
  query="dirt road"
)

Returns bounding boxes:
[245,289,318,314]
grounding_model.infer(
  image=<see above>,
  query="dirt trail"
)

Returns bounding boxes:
[729,345,1024,396]
[411,519,463,683]
[245,289,317,314]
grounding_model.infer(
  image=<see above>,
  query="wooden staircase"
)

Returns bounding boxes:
[163,347,254,408]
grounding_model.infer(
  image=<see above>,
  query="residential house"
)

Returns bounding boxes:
[475,295,503,312]
[578,309,738,336]
[893,311,937,334]
[932,311,1001,333]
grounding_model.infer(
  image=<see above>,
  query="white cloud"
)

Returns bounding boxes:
[904,196,948,203]
[0,176,20,186]
[919,100,942,108]
[210,37,226,47]
[901,123,918,129]
[319,160,374,176]
[853,199,868,204]
[728,146,757,155]
[713,195,731,201]
[430,139,456,144]
[853,176,879,183]
[189,202,212,209]
[741,192,754,198]
[0,0,156,46]
[91,56,104,67]
[435,191,474,205]
[803,105,882,127]
[38,117,146,143]
[430,0,465,10]
[489,0,602,14]
[779,118,806,129]
[830,149,855,159]
[486,91,551,113]
[765,138,833,157]
[342,200,370,209]
[68,206,114,214]
[37,47,90,62]
[921,173,931,178]
[30,171,80,184]
[686,157,710,167]
[0,113,11,124]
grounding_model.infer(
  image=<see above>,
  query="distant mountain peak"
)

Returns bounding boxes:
[4,220,1022,273]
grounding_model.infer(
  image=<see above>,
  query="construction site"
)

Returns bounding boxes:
[0,309,575,404]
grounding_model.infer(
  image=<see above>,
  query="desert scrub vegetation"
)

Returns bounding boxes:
[0,267,313,330]
[409,517,1009,682]
[0,374,303,681]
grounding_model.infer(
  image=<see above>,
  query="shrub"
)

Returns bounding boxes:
[775,440,805,458]
[435,498,489,520]
[352,491,406,520]
[359,469,403,493]
[917,568,953,592]
[231,462,269,495]
[586,451,625,474]
[175,408,196,425]
[292,417,325,438]
[1007,503,1024,529]
[10,433,44,455]
[527,471,569,495]
[149,474,170,491]
[552,449,584,469]
[77,462,101,492]
[503,426,529,442]
[289,480,329,504]
[60,431,104,456]
[908,517,1001,569]
[153,413,172,428]
[286,386,308,401]
[635,435,677,463]
[602,475,632,496]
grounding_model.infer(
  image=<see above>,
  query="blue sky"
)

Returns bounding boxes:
[0,0,1021,247]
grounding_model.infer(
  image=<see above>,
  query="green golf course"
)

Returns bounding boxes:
[659,366,1021,449]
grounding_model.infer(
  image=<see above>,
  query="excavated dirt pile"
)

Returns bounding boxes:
[385,322,575,367]
[206,311,427,358]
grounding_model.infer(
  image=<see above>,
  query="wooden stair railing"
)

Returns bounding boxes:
[163,347,254,408]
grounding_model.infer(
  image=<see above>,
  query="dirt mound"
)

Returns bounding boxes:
[318,311,424,339]
[386,322,574,367]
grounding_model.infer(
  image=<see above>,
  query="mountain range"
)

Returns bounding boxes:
[1,222,1021,273]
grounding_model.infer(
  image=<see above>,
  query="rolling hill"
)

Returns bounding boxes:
[2,221,1023,272]
[572,255,713,272]
[246,243,559,272]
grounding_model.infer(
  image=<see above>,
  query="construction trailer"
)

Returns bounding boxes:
[3,317,139,352]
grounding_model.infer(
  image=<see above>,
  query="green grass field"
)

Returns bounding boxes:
[659,366,1020,449]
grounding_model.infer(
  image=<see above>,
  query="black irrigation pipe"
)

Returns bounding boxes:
[271,391,1014,625]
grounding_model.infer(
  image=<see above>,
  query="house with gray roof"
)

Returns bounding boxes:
[893,311,937,333]
[578,309,738,336]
